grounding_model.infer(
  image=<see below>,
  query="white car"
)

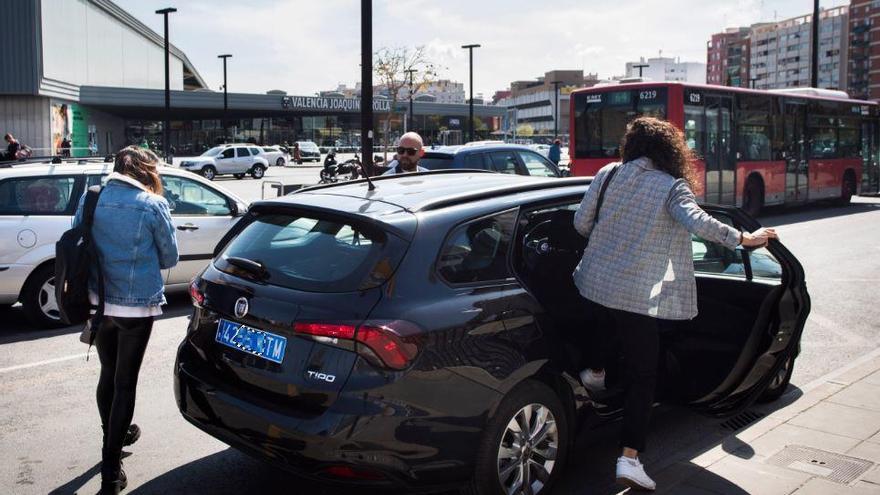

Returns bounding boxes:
[296,141,321,162]
[178,144,269,180]
[259,146,289,167]
[0,162,248,328]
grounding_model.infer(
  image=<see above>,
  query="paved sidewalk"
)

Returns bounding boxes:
[648,349,880,494]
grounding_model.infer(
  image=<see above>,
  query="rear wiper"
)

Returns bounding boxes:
[224,256,269,280]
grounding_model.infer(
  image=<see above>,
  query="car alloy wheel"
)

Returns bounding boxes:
[21,264,64,328]
[496,403,559,495]
[276,157,284,167]
[201,166,216,180]
[251,166,265,179]
[38,277,61,322]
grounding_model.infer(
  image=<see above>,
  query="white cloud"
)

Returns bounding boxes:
[115,0,852,97]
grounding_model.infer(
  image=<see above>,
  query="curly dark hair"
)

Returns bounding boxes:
[620,117,696,186]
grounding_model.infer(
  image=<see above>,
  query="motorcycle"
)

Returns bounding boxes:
[319,152,361,183]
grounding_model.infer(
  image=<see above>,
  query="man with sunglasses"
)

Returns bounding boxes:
[383,132,429,175]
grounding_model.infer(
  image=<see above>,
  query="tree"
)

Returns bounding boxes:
[374,46,440,161]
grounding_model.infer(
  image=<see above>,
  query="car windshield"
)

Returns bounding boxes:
[216,211,408,292]
[418,155,454,170]
[201,146,224,157]
[298,142,319,151]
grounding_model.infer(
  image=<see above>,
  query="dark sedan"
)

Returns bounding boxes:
[419,144,563,177]
[176,171,810,495]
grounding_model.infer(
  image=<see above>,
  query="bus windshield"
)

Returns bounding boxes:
[573,87,668,159]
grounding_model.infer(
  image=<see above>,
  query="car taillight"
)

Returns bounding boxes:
[189,280,205,306]
[293,320,421,370]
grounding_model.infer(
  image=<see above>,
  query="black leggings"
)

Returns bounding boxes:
[95,316,153,456]
[587,300,660,453]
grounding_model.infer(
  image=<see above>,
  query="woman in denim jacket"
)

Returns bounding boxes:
[73,146,178,494]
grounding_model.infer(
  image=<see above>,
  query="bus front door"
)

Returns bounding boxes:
[861,119,879,195]
[705,96,735,205]
[784,101,808,203]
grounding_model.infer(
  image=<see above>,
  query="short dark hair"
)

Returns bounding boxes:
[3,134,12,141]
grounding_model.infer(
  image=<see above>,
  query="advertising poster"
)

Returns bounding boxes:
[51,102,93,157]
[50,102,71,156]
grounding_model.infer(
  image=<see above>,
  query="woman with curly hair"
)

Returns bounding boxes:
[572,117,776,490]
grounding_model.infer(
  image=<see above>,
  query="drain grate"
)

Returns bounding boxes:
[719,410,764,431]
[767,445,874,484]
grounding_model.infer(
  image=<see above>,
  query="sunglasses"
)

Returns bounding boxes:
[396,146,420,156]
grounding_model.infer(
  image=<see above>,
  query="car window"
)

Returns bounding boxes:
[0,176,77,215]
[437,209,517,284]
[518,151,558,177]
[86,174,106,187]
[419,155,454,170]
[217,213,408,293]
[161,176,231,216]
[220,148,234,159]
[261,147,274,153]
[235,147,250,158]
[691,214,782,280]
[487,151,520,175]
[463,153,489,170]
[249,147,261,156]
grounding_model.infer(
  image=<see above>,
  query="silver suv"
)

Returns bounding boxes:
[0,162,248,328]
[179,144,270,180]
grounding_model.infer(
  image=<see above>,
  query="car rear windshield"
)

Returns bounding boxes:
[419,154,454,170]
[216,211,408,292]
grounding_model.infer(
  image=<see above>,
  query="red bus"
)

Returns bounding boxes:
[568,82,880,215]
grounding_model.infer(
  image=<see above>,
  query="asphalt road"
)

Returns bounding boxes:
[1,171,878,494]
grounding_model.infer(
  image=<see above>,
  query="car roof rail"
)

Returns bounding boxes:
[413,177,591,212]
[292,168,498,194]
[0,155,114,169]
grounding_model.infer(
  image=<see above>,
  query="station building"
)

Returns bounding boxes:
[0,0,503,158]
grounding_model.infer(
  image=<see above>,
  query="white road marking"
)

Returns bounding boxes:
[0,353,88,374]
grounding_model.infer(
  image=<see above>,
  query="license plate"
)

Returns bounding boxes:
[215,319,287,364]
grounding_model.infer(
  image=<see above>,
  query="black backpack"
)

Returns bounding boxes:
[55,186,105,333]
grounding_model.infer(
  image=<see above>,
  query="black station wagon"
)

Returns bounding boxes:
[175,171,810,495]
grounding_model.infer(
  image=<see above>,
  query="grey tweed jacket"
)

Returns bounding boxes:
[573,157,741,320]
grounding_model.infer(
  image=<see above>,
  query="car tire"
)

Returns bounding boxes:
[464,380,568,495]
[758,356,795,403]
[233,173,245,180]
[743,176,764,218]
[201,166,216,181]
[835,172,856,206]
[251,165,265,179]
[276,157,285,167]
[21,264,65,329]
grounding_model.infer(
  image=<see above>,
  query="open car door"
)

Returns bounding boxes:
[674,205,811,416]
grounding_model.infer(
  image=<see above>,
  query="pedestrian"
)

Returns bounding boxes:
[549,138,562,166]
[61,137,72,157]
[73,146,178,495]
[572,117,775,491]
[382,132,429,175]
[293,142,302,165]
[5,133,21,160]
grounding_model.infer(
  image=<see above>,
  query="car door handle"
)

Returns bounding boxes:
[177,224,199,231]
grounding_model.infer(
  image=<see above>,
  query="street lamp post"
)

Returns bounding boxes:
[550,81,563,139]
[461,43,481,142]
[218,54,232,143]
[155,7,176,161]
[360,0,373,176]
[811,0,820,88]
[404,68,417,132]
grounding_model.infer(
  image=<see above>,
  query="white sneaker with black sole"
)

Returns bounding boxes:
[616,456,656,491]
[579,368,606,394]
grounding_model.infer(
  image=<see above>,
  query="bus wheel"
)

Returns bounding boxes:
[835,172,856,206]
[743,177,764,217]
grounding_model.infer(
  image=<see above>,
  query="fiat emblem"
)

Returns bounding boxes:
[234,297,249,318]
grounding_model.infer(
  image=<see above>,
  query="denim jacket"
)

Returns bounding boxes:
[73,173,179,306]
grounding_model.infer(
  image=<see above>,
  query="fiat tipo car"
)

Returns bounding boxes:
[175,171,810,495]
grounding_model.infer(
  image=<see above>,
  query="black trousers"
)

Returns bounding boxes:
[587,299,660,453]
[95,316,153,463]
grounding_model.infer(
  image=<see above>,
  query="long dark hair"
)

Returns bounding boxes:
[620,117,696,186]
[113,146,163,195]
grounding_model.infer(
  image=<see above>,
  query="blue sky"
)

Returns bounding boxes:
[117,0,850,97]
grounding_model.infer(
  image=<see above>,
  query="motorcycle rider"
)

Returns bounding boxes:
[324,149,338,170]
[382,132,428,175]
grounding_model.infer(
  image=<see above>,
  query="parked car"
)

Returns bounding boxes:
[296,141,321,162]
[258,146,289,167]
[420,144,563,177]
[178,144,269,180]
[177,171,810,495]
[0,162,248,328]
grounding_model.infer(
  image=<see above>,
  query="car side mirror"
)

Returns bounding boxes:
[230,201,248,217]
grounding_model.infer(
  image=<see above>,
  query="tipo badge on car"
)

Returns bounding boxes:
[234,297,249,318]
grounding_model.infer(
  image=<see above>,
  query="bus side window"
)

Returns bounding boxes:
[684,105,705,158]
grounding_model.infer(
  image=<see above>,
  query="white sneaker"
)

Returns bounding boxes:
[616,456,656,491]
[579,368,606,393]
